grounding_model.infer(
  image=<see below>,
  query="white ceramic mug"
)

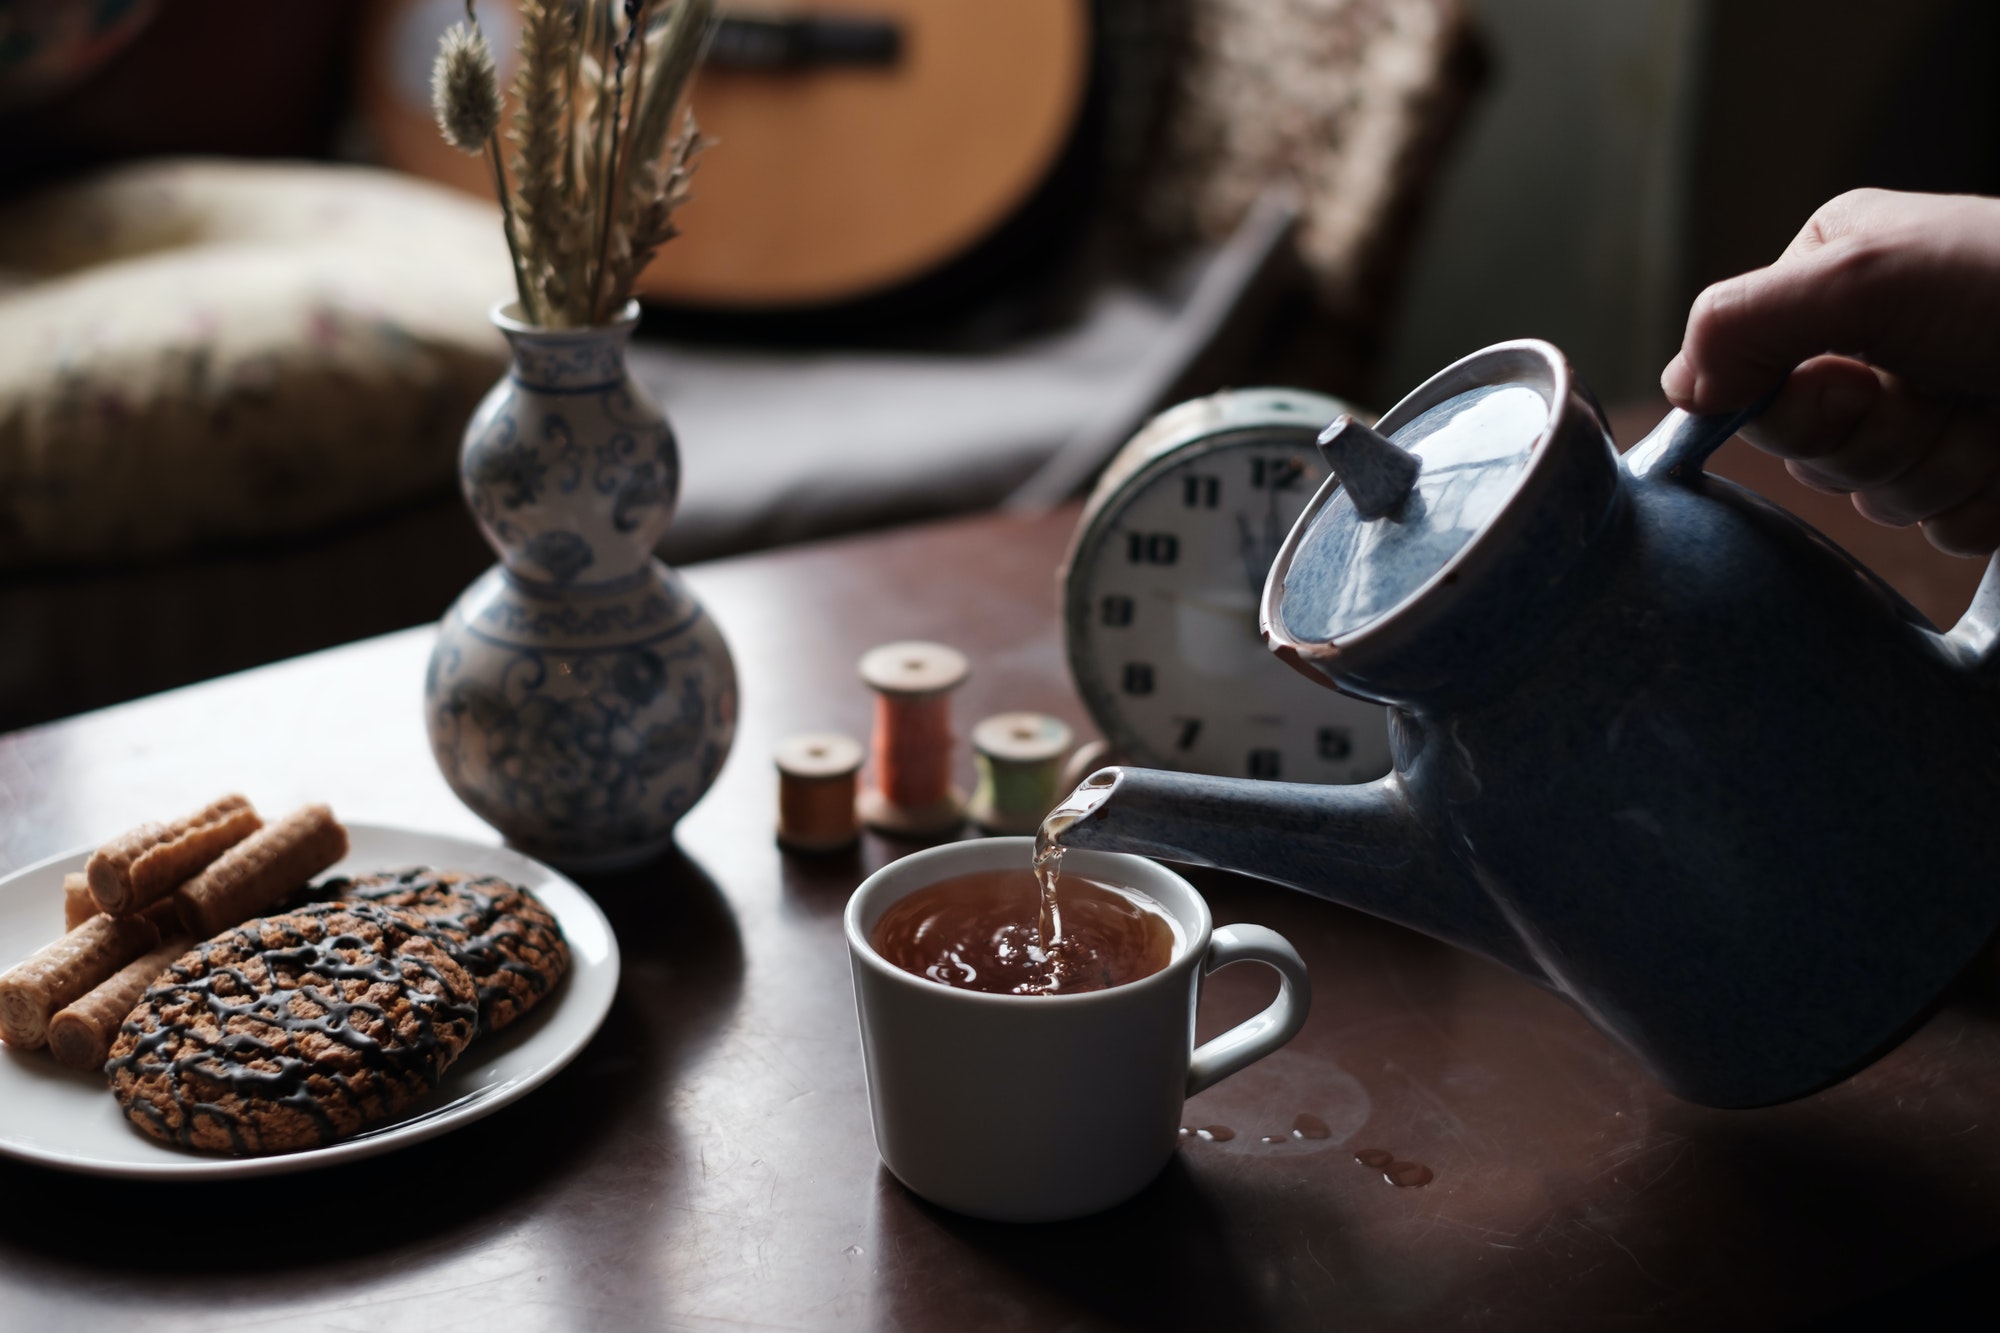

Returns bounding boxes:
[845,837,1311,1222]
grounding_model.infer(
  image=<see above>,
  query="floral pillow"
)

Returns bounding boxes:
[0,158,512,569]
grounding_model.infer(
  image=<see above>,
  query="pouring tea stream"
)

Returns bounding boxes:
[1044,338,2000,1110]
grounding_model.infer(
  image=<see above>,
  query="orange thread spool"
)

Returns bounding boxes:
[858,641,970,837]
[875,691,953,807]
[775,732,864,852]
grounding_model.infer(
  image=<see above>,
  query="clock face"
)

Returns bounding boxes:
[1064,427,1393,783]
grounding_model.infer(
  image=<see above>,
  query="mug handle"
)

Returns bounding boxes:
[1186,924,1312,1097]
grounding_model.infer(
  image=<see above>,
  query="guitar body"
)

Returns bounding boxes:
[358,0,1091,310]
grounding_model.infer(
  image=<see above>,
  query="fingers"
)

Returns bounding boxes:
[1773,365,1953,498]
[1735,355,1883,461]
[1921,479,2000,557]
[1735,354,2000,547]
[1665,237,1896,413]
[1844,402,2000,527]
[1745,355,1949,496]
[1661,189,2000,555]
[1663,190,2000,412]
[1659,260,1841,412]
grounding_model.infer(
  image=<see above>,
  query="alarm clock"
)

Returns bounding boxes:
[1060,388,1392,783]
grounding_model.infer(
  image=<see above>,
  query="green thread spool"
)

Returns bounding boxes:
[969,712,1075,835]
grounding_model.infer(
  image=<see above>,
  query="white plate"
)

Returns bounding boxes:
[0,823,620,1179]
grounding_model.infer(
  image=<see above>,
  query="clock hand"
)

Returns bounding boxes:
[1235,512,1267,595]
[1238,455,1315,594]
[1264,482,1284,580]
[1150,587,1265,644]
[1152,586,1256,614]
[1237,499,1288,595]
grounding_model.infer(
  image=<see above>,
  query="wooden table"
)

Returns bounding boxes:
[0,436,1995,1330]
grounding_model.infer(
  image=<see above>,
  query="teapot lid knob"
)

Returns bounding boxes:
[1273,380,1552,648]
[1316,415,1421,519]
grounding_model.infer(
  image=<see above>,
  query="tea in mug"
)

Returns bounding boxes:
[871,868,1179,995]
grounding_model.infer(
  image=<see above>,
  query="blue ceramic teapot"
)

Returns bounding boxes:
[1053,339,2000,1109]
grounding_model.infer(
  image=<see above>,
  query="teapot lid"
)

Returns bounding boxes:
[1274,381,1550,645]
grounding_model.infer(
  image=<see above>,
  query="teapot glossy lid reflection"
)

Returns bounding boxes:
[1276,382,1550,644]
[1261,340,1623,699]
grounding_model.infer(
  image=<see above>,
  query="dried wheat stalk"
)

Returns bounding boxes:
[431,5,531,312]
[432,0,716,328]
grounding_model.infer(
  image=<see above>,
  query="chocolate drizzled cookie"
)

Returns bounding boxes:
[309,869,569,1034]
[107,902,479,1155]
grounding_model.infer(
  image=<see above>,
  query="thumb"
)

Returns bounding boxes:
[1666,257,1882,413]
[1664,191,2000,412]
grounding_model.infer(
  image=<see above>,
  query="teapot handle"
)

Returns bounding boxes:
[1626,390,2000,675]
[1945,558,2000,676]
[1623,391,1783,482]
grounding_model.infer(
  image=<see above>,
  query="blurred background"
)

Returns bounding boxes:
[1387,0,2000,402]
[0,0,1994,730]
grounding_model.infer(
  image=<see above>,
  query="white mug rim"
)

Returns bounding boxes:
[843,837,1214,1009]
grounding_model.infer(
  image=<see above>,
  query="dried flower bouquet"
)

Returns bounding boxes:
[431,0,715,328]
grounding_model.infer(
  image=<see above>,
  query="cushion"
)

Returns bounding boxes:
[0,158,511,569]
[1140,0,1478,319]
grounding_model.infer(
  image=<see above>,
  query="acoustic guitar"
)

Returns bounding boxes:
[356,0,1092,310]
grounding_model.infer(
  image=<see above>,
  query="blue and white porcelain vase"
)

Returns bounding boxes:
[426,301,737,871]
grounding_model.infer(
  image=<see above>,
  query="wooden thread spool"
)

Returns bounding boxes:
[969,712,1075,835]
[775,732,864,853]
[858,641,970,837]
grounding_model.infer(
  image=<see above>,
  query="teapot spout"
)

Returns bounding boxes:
[1053,767,1541,980]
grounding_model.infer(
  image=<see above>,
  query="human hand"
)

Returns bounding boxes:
[1661,189,2000,556]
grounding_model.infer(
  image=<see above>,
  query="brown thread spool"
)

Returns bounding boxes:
[858,641,970,837]
[775,732,864,852]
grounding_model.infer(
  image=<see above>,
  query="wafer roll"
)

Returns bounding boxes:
[172,804,347,938]
[0,913,160,1048]
[63,874,95,932]
[46,937,189,1070]
[64,868,173,928]
[139,897,185,936]
[86,795,263,916]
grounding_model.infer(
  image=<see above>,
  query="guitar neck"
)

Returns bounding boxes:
[706,12,902,70]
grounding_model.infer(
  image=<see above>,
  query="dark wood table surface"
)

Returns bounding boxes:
[0,412,1996,1331]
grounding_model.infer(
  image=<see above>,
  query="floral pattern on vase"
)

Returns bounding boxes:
[427,302,736,870]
